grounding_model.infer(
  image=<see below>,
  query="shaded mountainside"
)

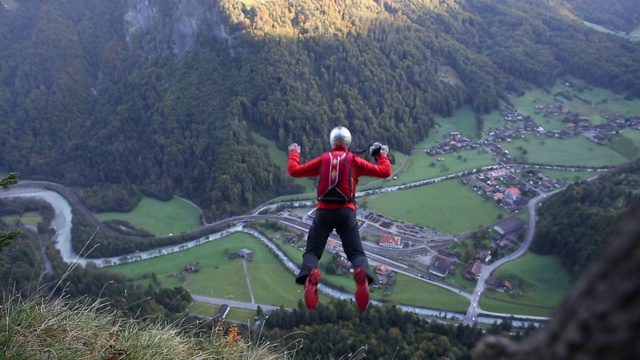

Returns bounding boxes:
[1,0,640,221]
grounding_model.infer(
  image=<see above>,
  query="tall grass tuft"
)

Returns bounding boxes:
[0,294,297,359]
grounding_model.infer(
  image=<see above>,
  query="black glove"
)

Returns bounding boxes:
[369,142,389,158]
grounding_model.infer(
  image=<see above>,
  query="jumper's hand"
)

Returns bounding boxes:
[369,142,382,157]
[288,143,301,153]
[369,142,389,157]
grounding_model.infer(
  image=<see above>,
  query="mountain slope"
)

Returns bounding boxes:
[1,0,639,222]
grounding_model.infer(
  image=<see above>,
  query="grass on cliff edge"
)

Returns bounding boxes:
[0,295,297,360]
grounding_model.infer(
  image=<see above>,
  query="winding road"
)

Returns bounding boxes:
[1,164,603,323]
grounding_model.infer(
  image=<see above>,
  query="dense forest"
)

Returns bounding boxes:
[1,0,640,222]
[531,160,640,280]
[257,300,533,359]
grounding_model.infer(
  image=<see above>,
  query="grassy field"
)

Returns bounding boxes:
[480,252,570,316]
[1,211,42,227]
[502,136,630,166]
[104,233,307,308]
[363,179,506,234]
[95,196,202,237]
[429,105,483,142]
[390,274,469,312]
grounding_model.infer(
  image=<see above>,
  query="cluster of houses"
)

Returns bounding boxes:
[524,101,640,144]
[464,164,565,213]
[426,215,527,291]
[426,131,483,157]
[465,166,529,213]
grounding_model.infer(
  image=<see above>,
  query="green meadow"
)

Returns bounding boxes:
[363,180,505,234]
[95,196,202,237]
[480,252,570,317]
[104,232,306,308]
[503,136,630,166]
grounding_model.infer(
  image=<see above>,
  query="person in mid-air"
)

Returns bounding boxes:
[288,126,392,311]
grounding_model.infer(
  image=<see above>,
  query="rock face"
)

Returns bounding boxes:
[124,0,232,56]
[473,205,640,360]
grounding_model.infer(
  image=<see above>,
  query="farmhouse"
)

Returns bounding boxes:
[239,248,253,260]
[379,234,403,249]
[494,215,527,238]
[464,262,482,281]
[376,264,389,275]
[229,249,254,261]
[429,255,454,277]
[476,249,491,263]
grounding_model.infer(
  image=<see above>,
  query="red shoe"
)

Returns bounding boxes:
[354,268,370,311]
[304,269,321,310]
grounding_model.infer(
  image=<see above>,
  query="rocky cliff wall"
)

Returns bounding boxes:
[124,0,232,56]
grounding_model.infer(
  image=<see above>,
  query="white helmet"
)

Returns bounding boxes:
[329,126,352,149]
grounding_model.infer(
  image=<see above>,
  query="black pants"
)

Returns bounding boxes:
[296,207,374,285]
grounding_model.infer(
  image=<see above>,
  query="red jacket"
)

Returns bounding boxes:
[288,148,392,210]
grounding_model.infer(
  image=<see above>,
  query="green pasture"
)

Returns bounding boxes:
[95,196,202,237]
[480,298,555,318]
[429,105,482,143]
[103,233,307,308]
[363,179,506,234]
[1,211,42,227]
[481,252,570,316]
[609,131,640,160]
[502,136,629,167]
[390,274,469,312]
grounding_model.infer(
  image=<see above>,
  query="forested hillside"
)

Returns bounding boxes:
[259,301,491,359]
[531,161,640,280]
[565,0,640,32]
[1,0,640,222]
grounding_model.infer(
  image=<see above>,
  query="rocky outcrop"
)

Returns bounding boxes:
[124,0,232,56]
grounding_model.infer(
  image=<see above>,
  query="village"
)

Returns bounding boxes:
[254,101,640,307]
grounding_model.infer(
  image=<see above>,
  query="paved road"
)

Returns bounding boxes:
[462,189,563,325]
[190,294,286,313]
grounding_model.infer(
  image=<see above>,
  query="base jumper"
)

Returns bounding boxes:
[288,126,392,311]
